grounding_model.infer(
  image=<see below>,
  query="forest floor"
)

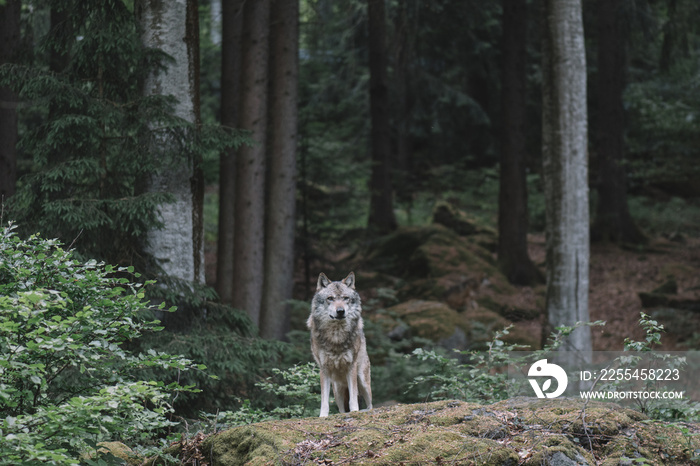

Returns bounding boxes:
[527,233,700,351]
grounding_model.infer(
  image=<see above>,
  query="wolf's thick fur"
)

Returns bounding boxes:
[307,272,372,417]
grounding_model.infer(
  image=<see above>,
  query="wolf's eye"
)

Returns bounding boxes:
[326,296,334,302]
[342,296,350,302]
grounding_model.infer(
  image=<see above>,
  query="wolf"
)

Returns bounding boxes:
[307,272,372,417]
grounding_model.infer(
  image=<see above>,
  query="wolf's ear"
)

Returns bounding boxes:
[342,271,356,290]
[317,273,331,291]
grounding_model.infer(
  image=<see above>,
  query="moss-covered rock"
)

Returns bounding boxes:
[360,225,540,313]
[92,442,143,465]
[186,398,699,465]
[383,300,462,341]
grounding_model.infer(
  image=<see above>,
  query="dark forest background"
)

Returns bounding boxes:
[1,0,700,455]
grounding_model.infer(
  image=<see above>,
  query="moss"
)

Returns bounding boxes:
[202,424,298,465]
[187,395,699,465]
[524,437,595,465]
[93,442,143,465]
[385,300,461,341]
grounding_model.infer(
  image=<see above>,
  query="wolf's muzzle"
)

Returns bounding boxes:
[331,308,346,319]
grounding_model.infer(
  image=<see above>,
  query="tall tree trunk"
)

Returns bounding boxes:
[541,0,592,360]
[232,0,270,325]
[216,0,244,304]
[393,0,415,207]
[367,0,397,235]
[260,0,299,340]
[0,0,21,201]
[138,0,204,284]
[591,0,646,245]
[659,0,677,73]
[497,0,543,286]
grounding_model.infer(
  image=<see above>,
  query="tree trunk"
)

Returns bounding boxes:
[541,0,592,360]
[591,0,646,245]
[138,0,204,284]
[216,0,244,304]
[210,0,222,46]
[231,0,270,325]
[393,0,415,206]
[497,0,544,287]
[0,0,21,201]
[658,0,677,74]
[260,0,299,340]
[367,0,397,235]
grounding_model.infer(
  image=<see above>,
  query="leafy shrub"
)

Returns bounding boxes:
[407,322,604,404]
[0,224,202,464]
[255,362,321,419]
[621,313,700,421]
[140,306,284,417]
[196,363,321,432]
[407,326,525,403]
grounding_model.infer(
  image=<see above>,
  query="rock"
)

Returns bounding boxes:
[432,201,481,236]
[652,278,678,295]
[639,292,670,308]
[638,293,700,312]
[93,442,143,465]
[189,398,699,465]
[385,300,461,341]
[546,450,590,465]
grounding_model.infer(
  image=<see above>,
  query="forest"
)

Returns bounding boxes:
[1,0,700,464]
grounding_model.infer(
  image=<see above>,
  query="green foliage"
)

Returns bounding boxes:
[0,0,246,270]
[407,321,606,404]
[197,362,321,432]
[624,312,664,352]
[255,362,321,419]
[298,0,371,245]
[406,326,525,403]
[140,305,284,417]
[0,224,201,464]
[628,196,700,238]
[619,313,700,421]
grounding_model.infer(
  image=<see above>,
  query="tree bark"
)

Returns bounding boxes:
[0,0,21,201]
[232,0,270,325]
[497,0,544,286]
[658,0,677,74]
[541,0,592,360]
[367,0,397,235]
[216,0,244,304]
[393,0,415,206]
[138,0,204,284]
[591,0,646,245]
[260,0,299,340]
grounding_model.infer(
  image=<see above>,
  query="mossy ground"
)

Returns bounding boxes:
[172,398,700,465]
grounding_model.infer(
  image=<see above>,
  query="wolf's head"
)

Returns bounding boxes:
[314,272,361,321]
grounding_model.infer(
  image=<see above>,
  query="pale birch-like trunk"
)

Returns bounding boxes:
[541,0,592,361]
[231,0,270,325]
[260,0,299,340]
[210,0,222,46]
[138,0,204,285]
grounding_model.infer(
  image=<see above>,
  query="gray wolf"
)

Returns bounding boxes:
[307,272,372,417]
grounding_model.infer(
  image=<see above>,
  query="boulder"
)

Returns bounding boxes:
[188,398,699,465]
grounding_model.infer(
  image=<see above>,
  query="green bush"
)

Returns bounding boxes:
[0,224,202,464]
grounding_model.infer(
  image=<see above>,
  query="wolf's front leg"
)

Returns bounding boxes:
[347,366,360,412]
[319,371,331,417]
